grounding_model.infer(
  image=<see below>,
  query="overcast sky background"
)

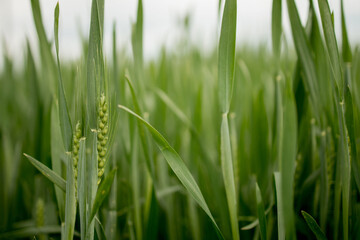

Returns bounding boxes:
[0,0,359,67]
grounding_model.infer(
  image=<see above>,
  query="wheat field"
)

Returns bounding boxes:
[1,0,360,239]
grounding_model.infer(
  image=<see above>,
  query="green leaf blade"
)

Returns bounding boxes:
[218,0,237,113]
[301,210,327,240]
[54,2,73,151]
[23,154,66,191]
[118,105,224,240]
[280,81,297,239]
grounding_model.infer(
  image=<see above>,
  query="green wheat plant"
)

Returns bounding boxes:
[0,0,359,239]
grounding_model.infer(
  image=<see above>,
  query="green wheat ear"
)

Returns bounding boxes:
[73,122,82,196]
[97,93,109,185]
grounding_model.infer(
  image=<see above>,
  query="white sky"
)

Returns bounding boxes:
[0,0,359,66]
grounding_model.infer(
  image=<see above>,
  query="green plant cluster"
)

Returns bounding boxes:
[0,0,360,239]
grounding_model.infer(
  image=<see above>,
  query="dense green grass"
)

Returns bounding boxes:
[1,0,360,239]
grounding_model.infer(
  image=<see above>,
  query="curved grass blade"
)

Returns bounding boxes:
[255,183,267,240]
[23,154,66,191]
[240,202,273,230]
[301,211,327,240]
[125,74,155,179]
[54,2,73,151]
[118,105,224,240]
[218,0,237,113]
[89,169,117,223]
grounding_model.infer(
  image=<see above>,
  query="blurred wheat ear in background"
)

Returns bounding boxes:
[1,0,360,239]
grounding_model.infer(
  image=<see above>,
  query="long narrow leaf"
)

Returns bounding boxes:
[118,105,224,240]
[301,211,327,240]
[218,0,237,113]
[240,202,273,230]
[54,2,72,151]
[280,80,297,239]
[23,154,66,191]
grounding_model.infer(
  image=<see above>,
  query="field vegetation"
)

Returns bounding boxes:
[1,0,360,239]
